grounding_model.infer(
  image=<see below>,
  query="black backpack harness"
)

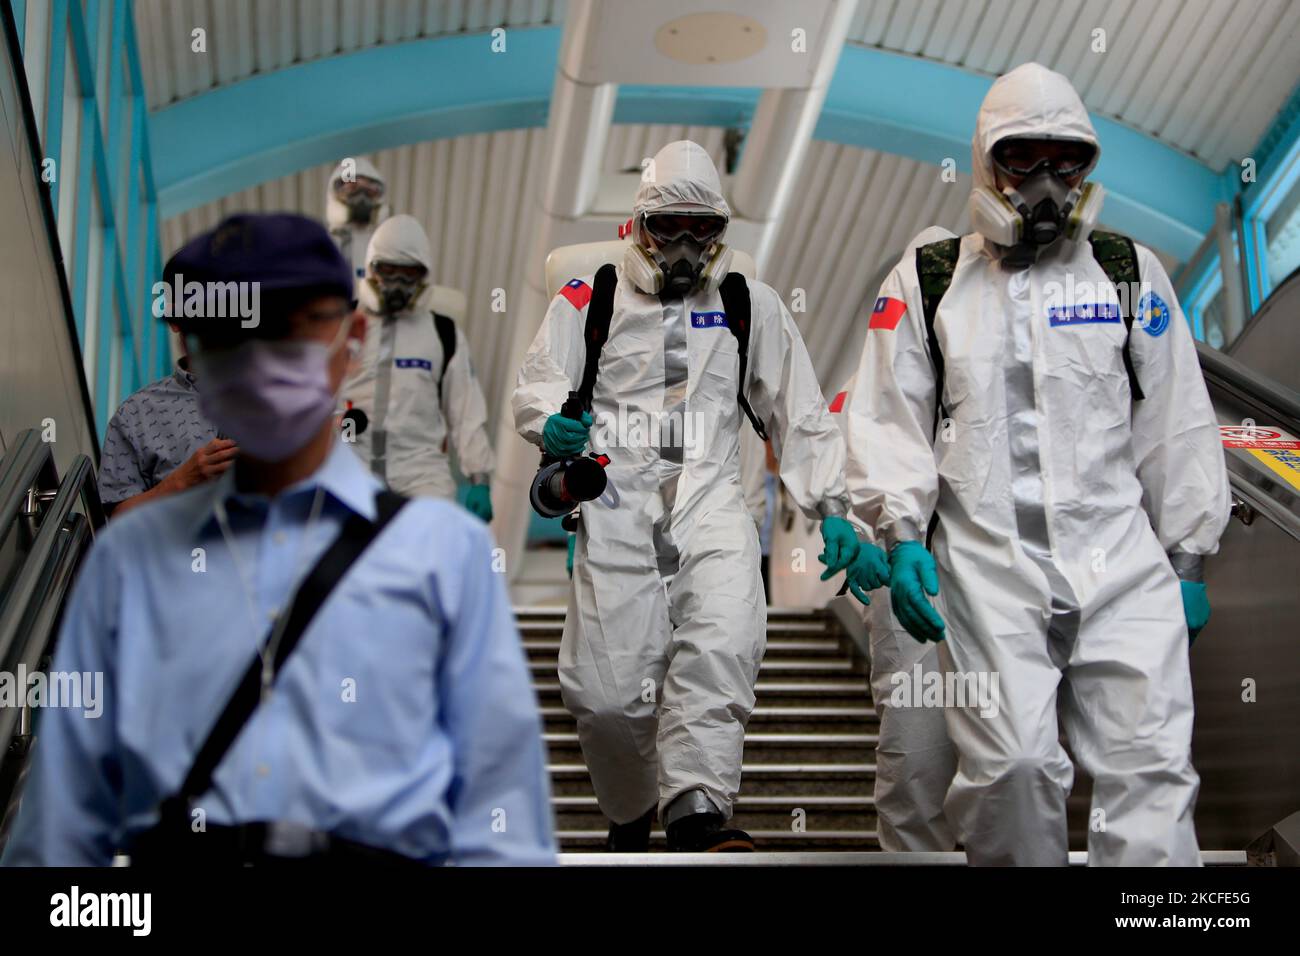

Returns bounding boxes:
[431,311,456,401]
[575,263,769,441]
[915,230,1145,438]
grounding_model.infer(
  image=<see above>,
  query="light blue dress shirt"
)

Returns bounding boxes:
[3,438,555,866]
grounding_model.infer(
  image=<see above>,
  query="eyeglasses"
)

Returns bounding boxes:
[992,139,1096,179]
[644,213,727,245]
[182,302,358,351]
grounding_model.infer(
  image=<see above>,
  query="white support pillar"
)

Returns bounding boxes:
[729,0,857,271]
[490,7,616,584]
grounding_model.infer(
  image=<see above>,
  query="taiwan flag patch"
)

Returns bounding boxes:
[558,278,592,310]
[869,296,907,330]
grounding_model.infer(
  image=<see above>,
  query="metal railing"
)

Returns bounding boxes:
[1197,342,1300,543]
[0,429,104,838]
[1197,340,1300,436]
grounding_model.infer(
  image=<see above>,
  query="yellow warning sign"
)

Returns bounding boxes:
[1247,447,1300,493]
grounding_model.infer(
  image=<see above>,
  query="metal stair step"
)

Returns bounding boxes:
[540,705,878,734]
[528,658,858,676]
[552,793,873,810]
[548,762,876,776]
[556,830,881,852]
[545,732,877,764]
[530,680,873,709]
[523,638,847,660]
[531,680,870,694]
[547,762,877,797]
[553,793,876,831]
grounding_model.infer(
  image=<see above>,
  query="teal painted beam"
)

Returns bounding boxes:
[95,231,117,426]
[151,30,558,216]
[126,96,146,374]
[817,46,1219,259]
[43,0,68,213]
[150,29,1222,260]
[10,0,23,54]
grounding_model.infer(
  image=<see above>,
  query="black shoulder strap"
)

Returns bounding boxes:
[577,263,618,412]
[720,272,769,441]
[1087,230,1145,401]
[915,237,961,437]
[167,490,409,813]
[432,312,456,400]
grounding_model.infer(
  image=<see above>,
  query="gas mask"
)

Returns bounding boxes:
[970,142,1104,269]
[367,267,427,315]
[333,178,385,226]
[623,211,732,296]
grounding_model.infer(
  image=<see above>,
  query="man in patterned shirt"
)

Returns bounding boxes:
[98,328,237,517]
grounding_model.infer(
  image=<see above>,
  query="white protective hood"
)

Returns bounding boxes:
[326,156,388,231]
[970,62,1101,200]
[359,213,433,313]
[631,140,731,246]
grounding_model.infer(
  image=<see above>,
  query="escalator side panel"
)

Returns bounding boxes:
[1191,512,1300,849]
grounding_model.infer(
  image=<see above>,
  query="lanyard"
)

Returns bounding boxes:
[212,484,328,700]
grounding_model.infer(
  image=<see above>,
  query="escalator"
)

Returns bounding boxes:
[1188,340,1300,853]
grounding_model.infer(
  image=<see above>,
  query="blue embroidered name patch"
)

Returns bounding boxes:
[690,311,727,329]
[1047,303,1122,327]
[395,358,433,370]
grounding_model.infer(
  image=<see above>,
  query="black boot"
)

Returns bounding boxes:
[665,812,754,852]
[606,807,656,852]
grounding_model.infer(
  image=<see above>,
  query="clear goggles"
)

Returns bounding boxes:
[372,261,426,283]
[992,138,1096,179]
[643,212,727,246]
[333,177,384,201]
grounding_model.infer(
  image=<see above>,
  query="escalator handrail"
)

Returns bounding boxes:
[1196,341,1300,434]
[0,511,90,759]
[0,430,55,544]
[0,453,102,693]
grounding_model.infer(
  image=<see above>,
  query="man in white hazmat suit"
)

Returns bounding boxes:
[342,214,495,515]
[837,225,960,853]
[513,141,859,852]
[843,63,1230,865]
[327,157,388,290]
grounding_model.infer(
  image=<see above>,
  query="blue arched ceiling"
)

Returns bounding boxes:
[150,27,1225,260]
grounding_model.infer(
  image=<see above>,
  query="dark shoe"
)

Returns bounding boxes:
[606,807,656,852]
[665,812,754,852]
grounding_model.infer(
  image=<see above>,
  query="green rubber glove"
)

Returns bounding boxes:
[818,515,861,579]
[543,411,593,458]
[889,541,946,643]
[566,532,576,579]
[465,484,493,522]
[845,542,891,606]
[1181,580,1210,644]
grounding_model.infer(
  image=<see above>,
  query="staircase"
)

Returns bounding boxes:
[517,606,881,852]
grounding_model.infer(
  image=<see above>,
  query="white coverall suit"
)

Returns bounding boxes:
[513,141,850,825]
[342,214,495,499]
[835,227,959,853]
[844,64,1230,865]
[326,157,388,295]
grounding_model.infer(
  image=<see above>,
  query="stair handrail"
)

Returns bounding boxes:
[0,434,104,762]
[1197,341,1300,436]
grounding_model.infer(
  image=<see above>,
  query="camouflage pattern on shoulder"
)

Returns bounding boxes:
[1087,230,1140,287]
[916,237,961,327]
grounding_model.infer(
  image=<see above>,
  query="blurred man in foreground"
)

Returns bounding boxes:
[3,213,554,867]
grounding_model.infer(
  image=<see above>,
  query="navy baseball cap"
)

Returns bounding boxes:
[159,212,354,337]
